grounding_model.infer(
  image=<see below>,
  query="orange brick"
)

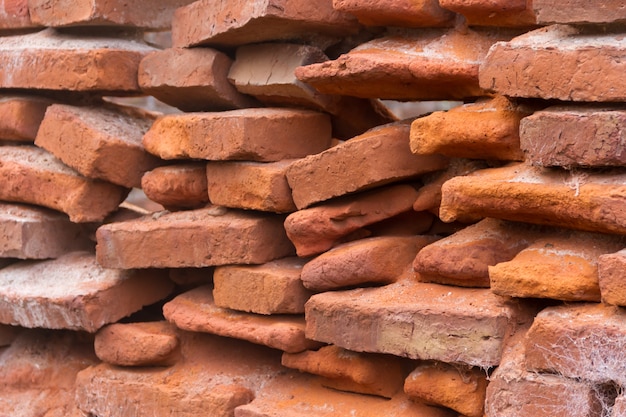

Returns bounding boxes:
[599,249,626,306]
[533,0,626,24]
[143,108,332,162]
[333,0,454,27]
[138,47,258,112]
[0,0,38,29]
[0,146,128,223]
[0,96,51,141]
[141,163,209,210]
[439,0,536,26]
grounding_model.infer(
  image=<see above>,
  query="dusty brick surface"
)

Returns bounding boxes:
[0,202,92,259]
[0,251,173,332]
[143,108,332,162]
[0,0,37,29]
[333,0,454,27]
[439,163,626,235]
[0,96,51,141]
[480,25,626,102]
[599,249,626,306]
[614,395,626,417]
[95,321,180,367]
[301,235,437,291]
[206,160,297,213]
[490,230,625,301]
[141,163,209,210]
[213,257,311,315]
[305,278,533,367]
[28,0,195,29]
[96,206,294,269]
[0,28,155,93]
[138,47,258,112]
[410,96,530,161]
[286,121,447,209]
[171,0,359,48]
[520,105,626,168]
[282,345,406,398]
[284,184,420,257]
[35,103,162,188]
[532,0,626,24]
[439,0,536,26]
[414,218,545,288]
[404,362,487,417]
[295,28,516,100]
[0,146,129,223]
[164,285,320,353]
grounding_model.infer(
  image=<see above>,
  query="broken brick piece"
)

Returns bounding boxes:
[333,0,454,27]
[599,249,626,306]
[141,163,209,210]
[0,146,129,223]
[35,103,162,188]
[438,0,536,27]
[143,108,332,162]
[0,251,173,332]
[0,96,51,141]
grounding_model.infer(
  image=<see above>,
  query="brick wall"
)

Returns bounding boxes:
[0,1,625,416]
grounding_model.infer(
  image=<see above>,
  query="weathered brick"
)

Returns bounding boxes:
[480,25,626,102]
[164,285,320,353]
[301,235,437,291]
[35,103,162,188]
[0,146,128,223]
[213,257,312,315]
[520,105,626,168]
[282,345,406,398]
[95,321,180,367]
[28,0,195,29]
[286,121,447,209]
[414,218,546,288]
[0,0,37,29]
[171,0,360,48]
[138,47,258,112]
[405,361,487,417]
[0,251,173,332]
[295,28,516,100]
[227,42,395,140]
[410,96,530,161]
[333,0,454,27]
[439,0,536,26]
[143,108,332,162]
[614,395,626,417]
[206,160,297,213]
[532,0,626,24]
[599,249,626,306]
[141,163,208,210]
[96,206,294,269]
[284,184,420,257]
[0,202,92,259]
[0,28,155,93]
[490,230,625,302]
[0,96,51,141]
[525,304,626,387]
[305,278,533,367]
[439,163,626,235]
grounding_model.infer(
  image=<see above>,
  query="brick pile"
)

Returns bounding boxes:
[0,0,625,416]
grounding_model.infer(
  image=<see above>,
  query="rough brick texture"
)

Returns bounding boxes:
[0,96,51,141]
[333,0,454,27]
[0,0,37,29]
[439,0,536,26]
[599,249,626,306]
[141,163,209,210]
[532,0,626,24]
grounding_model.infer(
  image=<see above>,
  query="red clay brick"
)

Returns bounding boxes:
[171,0,360,48]
[164,285,320,353]
[295,27,516,100]
[305,278,533,367]
[0,251,173,332]
[141,163,209,210]
[0,96,51,141]
[440,163,626,235]
[301,235,437,291]
[480,25,626,102]
[410,96,530,161]
[532,0,626,24]
[213,257,312,315]
[284,184,420,257]
[143,108,332,162]
[35,103,162,188]
[520,105,626,168]
[28,0,195,29]
[96,206,294,269]
[206,160,297,213]
[0,0,37,29]
[599,249,626,306]
[333,0,454,27]
[0,28,155,93]
[286,121,447,209]
[138,47,258,112]
[0,202,92,259]
[0,146,129,223]
[439,0,536,26]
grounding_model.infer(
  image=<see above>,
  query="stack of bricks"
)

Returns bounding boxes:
[0,0,625,416]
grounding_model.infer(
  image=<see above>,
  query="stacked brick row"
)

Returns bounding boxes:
[0,0,625,416]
